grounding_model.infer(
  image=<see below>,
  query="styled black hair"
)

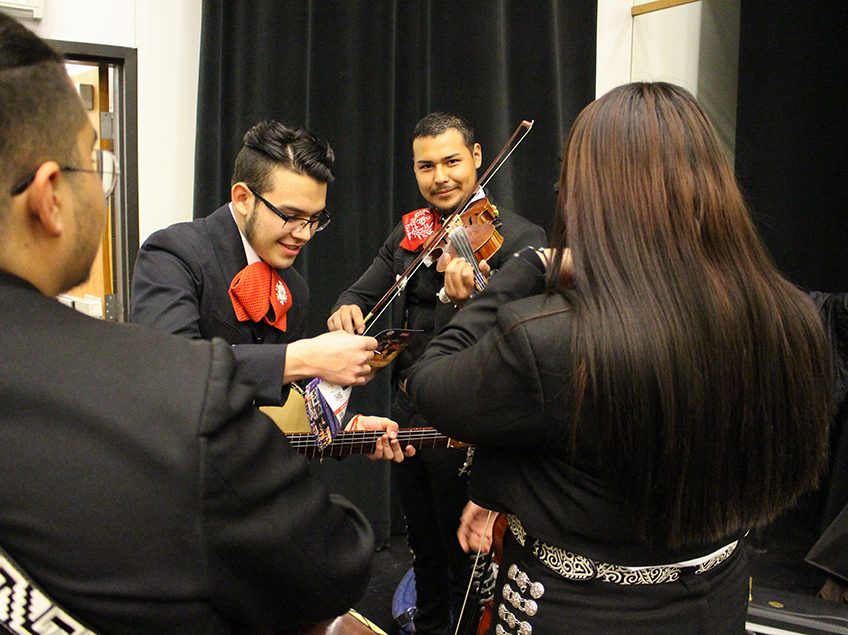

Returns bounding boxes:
[231,120,335,193]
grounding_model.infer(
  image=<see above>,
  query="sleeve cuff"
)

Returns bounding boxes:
[513,245,547,274]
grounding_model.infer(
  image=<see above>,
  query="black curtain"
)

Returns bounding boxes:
[735,4,848,581]
[735,3,847,293]
[193,0,596,545]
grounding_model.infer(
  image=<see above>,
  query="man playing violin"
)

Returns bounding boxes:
[328,112,546,635]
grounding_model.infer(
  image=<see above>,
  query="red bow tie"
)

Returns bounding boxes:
[228,261,292,332]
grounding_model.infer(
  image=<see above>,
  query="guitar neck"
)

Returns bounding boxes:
[287,427,467,458]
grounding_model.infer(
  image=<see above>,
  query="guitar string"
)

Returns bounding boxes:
[286,430,448,448]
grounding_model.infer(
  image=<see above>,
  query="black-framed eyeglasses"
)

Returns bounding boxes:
[247,186,332,233]
[9,149,120,198]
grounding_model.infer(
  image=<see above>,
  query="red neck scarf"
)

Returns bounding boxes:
[228,261,292,331]
[399,208,442,252]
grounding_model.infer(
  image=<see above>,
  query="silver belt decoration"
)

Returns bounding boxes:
[0,546,97,634]
[496,604,533,635]
[507,514,737,586]
[493,562,544,634]
[503,583,538,616]
[506,565,545,600]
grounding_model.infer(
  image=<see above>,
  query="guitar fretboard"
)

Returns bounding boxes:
[287,427,465,458]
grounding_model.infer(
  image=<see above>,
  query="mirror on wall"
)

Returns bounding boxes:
[631,0,740,163]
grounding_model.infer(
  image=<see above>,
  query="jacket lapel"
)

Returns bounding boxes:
[205,205,258,342]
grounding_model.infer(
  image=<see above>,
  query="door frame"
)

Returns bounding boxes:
[47,39,139,321]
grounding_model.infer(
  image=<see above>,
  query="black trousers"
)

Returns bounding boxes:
[486,530,749,634]
[392,394,480,635]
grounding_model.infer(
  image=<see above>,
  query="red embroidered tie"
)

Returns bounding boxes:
[228,261,292,331]
[400,208,442,252]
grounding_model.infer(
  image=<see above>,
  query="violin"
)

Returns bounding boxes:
[453,508,507,635]
[430,198,504,292]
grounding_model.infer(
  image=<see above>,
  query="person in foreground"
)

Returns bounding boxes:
[0,13,376,633]
[407,82,832,633]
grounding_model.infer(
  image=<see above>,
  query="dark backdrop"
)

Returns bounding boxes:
[735,3,847,293]
[735,4,848,589]
[193,0,597,545]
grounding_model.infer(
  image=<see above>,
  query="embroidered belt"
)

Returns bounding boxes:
[0,545,98,634]
[507,515,738,585]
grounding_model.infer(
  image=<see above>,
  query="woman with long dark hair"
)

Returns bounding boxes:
[407,82,832,633]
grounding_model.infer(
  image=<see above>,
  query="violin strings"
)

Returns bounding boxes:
[449,227,487,291]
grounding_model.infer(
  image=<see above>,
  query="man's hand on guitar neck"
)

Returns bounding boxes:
[345,415,416,462]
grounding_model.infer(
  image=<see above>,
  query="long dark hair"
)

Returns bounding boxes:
[549,82,831,547]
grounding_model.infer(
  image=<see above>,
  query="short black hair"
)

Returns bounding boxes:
[412,112,475,150]
[0,13,88,211]
[231,120,335,193]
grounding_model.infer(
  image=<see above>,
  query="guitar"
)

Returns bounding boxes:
[287,427,469,459]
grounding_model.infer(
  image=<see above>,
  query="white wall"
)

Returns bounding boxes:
[29,0,202,244]
[35,0,135,46]
[134,1,202,241]
[597,0,703,98]
[631,2,702,95]
[596,0,633,97]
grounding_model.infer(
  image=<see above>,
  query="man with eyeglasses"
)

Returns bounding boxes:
[131,120,392,411]
[0,13,377,634]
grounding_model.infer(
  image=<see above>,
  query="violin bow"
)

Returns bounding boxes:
[362,119,534,334]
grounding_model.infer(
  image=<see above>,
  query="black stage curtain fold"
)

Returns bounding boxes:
[735,3,847,293]
[194,0,596,545]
